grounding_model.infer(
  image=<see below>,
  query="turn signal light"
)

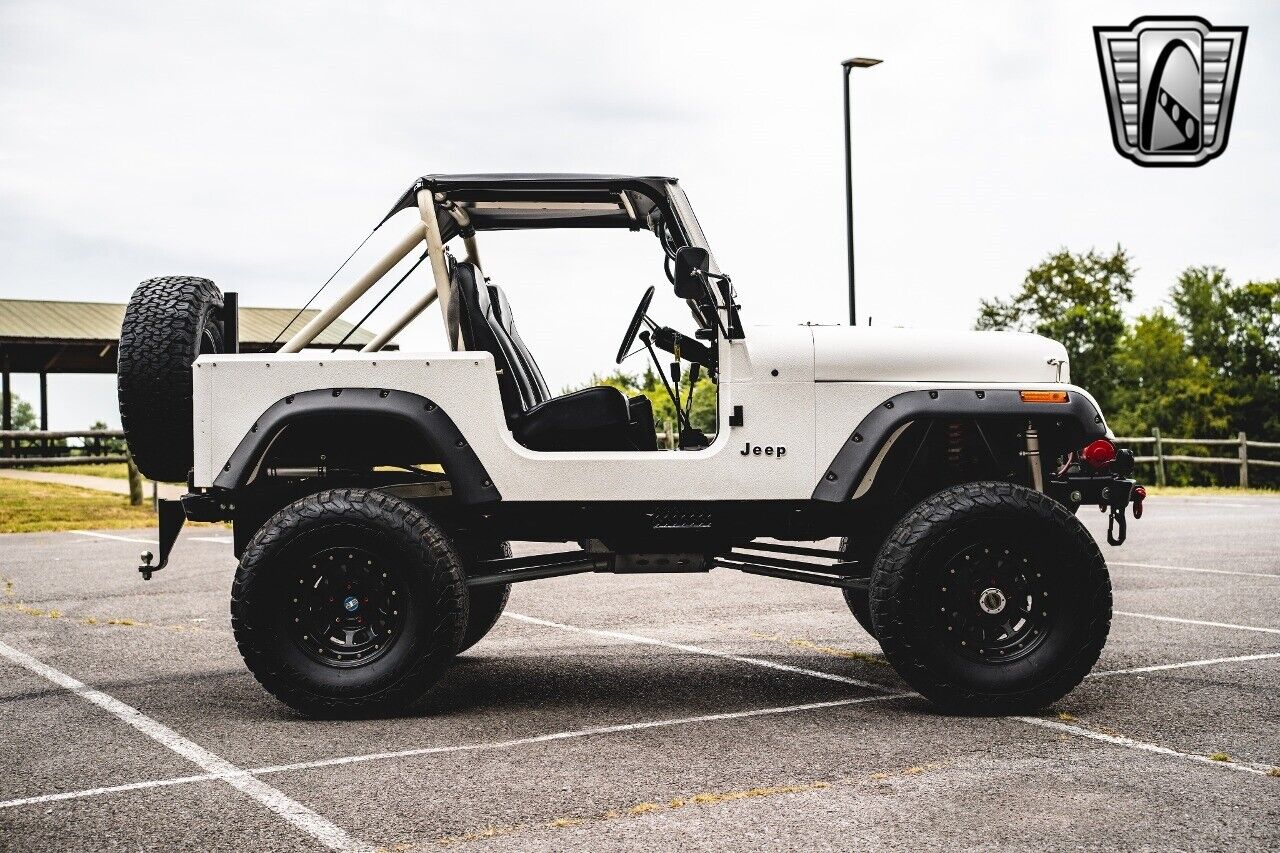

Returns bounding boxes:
[1082,438,1117,469]
[1020,390,1069,403]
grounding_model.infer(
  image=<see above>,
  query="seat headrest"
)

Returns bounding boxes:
[447,262,491,350]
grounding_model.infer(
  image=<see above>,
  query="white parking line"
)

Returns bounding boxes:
[69,530,233,546]
[1016,716,1277,775]
[1115,610,1280,635]
[1090,652,1280,678]
[505,613,894,693]
[509,614,1280,778]
[4,616,1276,814]
[70,530,157,545]
[0,693,904,811]
[0,639,369,852]
[1111,561,1280,580]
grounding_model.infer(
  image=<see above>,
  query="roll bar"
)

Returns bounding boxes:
[281,188,660,354]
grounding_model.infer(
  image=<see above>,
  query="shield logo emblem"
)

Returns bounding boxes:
[1094,16,1247,167]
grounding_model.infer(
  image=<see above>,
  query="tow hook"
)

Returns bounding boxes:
[1102,483,1146,547]
[1106,503,1128,546]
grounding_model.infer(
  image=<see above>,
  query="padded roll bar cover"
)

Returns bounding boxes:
[212,388,500,505]
[811,388,1107,503]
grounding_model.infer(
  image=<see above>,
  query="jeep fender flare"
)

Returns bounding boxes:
[212,388,500,505]
[811,388,1106,503]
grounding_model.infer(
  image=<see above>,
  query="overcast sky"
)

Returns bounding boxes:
[2,1,1276,429]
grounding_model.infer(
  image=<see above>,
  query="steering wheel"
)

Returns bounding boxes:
[616,285,655,363]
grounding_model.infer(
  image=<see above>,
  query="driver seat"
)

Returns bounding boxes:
[447,262,649,452]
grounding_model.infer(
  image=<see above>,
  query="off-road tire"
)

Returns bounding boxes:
[841,583,876,639]
[231,489,467,718]
[871,481,1111,715]
[456,540,512,653]
[839,534,885,639]
[118,276,224,482]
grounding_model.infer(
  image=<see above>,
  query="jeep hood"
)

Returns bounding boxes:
[810,327,1069,384]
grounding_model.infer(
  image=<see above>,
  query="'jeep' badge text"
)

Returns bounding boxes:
[741,443,785,458]
[1094,16,1246,167]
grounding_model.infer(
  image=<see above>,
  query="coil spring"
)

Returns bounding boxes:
[944,420,967,469]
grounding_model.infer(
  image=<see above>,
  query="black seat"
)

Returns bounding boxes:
[448,262,650,452]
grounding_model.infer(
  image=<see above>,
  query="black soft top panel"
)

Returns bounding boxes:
[382,173,677,232]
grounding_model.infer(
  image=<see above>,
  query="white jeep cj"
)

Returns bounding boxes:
[118,174,1145,717]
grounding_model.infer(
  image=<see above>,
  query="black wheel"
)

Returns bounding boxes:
[871,481,1111,715]
[456,540,512,654]
[231,489,467,718]
[118,275,224,482]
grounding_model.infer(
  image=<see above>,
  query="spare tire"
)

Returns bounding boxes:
[118,276,224,482]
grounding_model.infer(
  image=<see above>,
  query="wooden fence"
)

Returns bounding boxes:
[0,429,128,467]
[1114,430,1280,489]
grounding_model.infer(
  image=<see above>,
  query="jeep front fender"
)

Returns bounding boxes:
[811,388,1106,503]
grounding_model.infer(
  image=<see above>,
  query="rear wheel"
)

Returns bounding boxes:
[231,489,467,717]
[871,482,1111,714]
[456,540,512,653]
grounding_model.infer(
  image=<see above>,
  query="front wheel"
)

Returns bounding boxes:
[231,489,467,718]
[871,482,1111,715]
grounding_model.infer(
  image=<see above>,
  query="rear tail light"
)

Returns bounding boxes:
[1082,438,1117,469]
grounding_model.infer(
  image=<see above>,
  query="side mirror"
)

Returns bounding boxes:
[673,247,710,300]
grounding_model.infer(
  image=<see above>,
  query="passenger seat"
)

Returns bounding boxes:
[447,262,654,452]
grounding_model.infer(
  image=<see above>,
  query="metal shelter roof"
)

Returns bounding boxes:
[0,299,381,374]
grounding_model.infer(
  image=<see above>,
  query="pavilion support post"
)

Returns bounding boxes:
[126,455,144,507]
[2,355,10,457]
[38,371,48,456]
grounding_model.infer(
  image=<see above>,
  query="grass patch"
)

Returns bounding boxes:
[0,478,154,533]
[1207,752,1231,762]
[25,462,130,479]
[1145,485,1278,497]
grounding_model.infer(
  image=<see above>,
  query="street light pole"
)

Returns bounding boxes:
[842,57,881,326]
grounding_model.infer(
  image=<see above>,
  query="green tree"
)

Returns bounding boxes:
[7,393,37,430]
[977,247,1135,410]
[1109,310,1232,441]
[1171,268,1280,436]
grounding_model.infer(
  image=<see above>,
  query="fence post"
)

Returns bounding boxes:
[1152,427,1166,488]
[1238,431,1249,489]
[126,455,144,507]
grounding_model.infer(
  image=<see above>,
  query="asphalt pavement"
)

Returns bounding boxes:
[1,494,1277,851]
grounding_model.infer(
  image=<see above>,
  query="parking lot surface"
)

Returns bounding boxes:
[2,495,1278,851]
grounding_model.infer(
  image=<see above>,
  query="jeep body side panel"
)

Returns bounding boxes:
[211,388,500,505]
[811,386,1107,503]
[192,338,824,502]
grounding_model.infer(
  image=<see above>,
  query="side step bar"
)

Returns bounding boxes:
[467,549,613,587]
[712,541,867,589]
